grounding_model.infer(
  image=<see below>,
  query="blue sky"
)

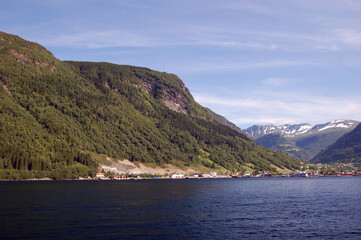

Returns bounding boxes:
[1,0,361,129]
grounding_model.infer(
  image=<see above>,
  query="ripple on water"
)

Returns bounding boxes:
[0,177,361,239]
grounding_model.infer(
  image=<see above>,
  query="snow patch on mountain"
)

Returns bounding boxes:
[298,124,313,134]
[318,120,356,132]
[243,120,359,138]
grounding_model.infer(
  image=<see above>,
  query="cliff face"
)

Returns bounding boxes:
[138,74,190,113]
[0,31,301,179]
[162,91,189,114]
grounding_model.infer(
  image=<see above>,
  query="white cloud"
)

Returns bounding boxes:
[37,30,159,48]
[262,77,290,86]
[192,38,279,50]
[334,29,361,47]
[194,93,361,128]
[38,28,282,51]
[315,44,340,51]
[195,94,268,108]
[6,0,361,54]
[231,117,298,127]
[174,60,323,73]
[27,16,361,54]
[187,26,361,53]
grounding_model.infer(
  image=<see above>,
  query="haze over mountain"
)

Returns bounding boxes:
[243,120,359,161]
[0,32,300,179]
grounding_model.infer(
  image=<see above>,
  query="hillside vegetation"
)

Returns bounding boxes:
[312,123,361,165]
[0,32,300,179]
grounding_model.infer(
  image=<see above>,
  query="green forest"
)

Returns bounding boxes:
[0,31,301,179]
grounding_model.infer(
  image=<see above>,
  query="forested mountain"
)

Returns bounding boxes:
[0,31,300,179]
[243,120,359,161]
[311,123,361,165]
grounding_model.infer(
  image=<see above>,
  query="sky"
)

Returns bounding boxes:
[1,0,361,129]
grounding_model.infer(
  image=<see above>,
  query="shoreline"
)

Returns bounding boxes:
[0,175,360,182]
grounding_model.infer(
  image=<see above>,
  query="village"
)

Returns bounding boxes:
[93,169,361,180]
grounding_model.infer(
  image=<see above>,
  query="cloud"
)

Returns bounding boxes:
[231,117,298,127]
[35,27,359,54]
[186,26,355,53]
[262,77,290,86]
[315,44,340,51]
[37,30,159,48]
[5,0,361,55]
[334,29,361,47]
[194,40,279,50]
[24,13,361,54]
[194,94,268,108]
[174,60,323,73]
[194,93,361,128]
[38,27,282,51]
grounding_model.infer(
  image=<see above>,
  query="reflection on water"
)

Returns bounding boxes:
[1,177,361,239]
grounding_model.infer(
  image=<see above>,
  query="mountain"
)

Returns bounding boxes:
[0,31,300,179]
[244,120,358,138]
[243,120,359,161]
[244,123,313,139]
[311,123,361,165]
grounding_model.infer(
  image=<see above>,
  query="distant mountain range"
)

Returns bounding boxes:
[311,122,361,165]
[243,120,359,161]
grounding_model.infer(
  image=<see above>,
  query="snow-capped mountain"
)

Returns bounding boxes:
[243,120,359,138]
[243,120,360,161]
[311,120,358,132]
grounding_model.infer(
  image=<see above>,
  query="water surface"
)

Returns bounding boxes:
[1,177,361,239]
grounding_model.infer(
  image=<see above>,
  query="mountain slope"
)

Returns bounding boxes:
[0,31,300,178]
[207,108,242,133]
[244,120,359,160]
[253,134,312,160]
[311,123,361,164]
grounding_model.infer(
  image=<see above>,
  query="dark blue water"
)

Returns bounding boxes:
[1,177,361,239]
